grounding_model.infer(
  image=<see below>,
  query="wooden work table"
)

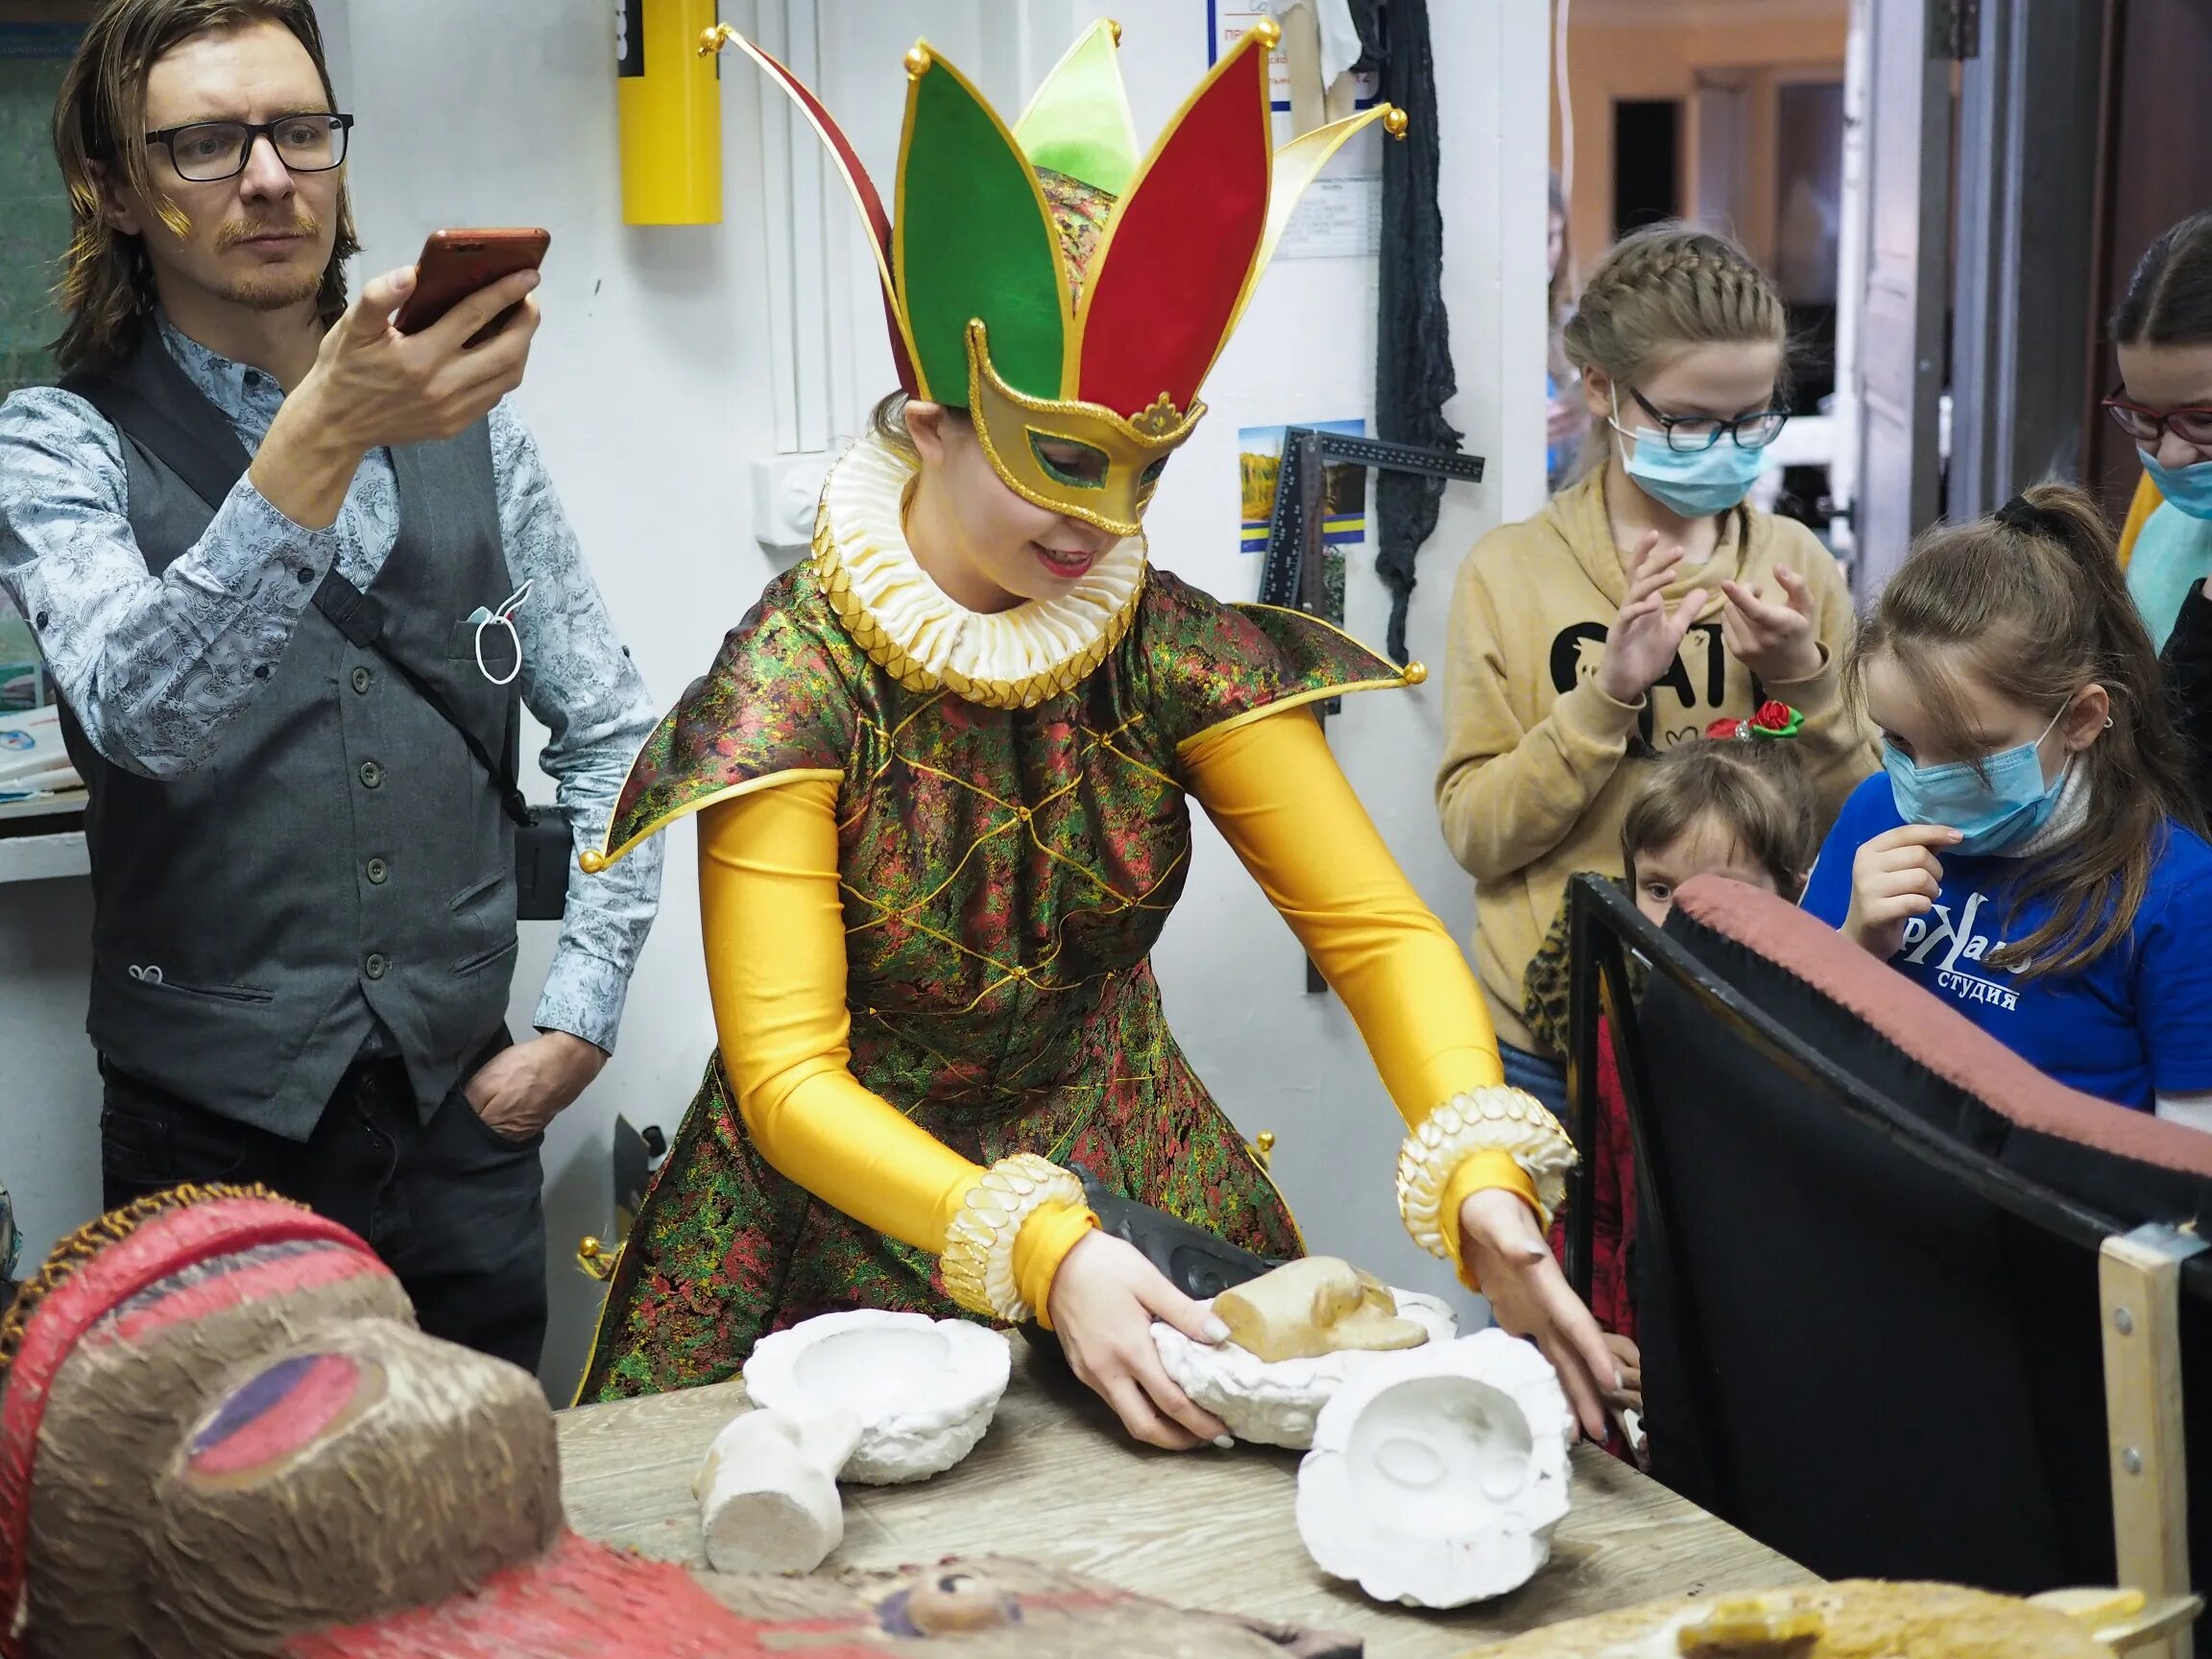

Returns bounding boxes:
[557,1338,1815,1656]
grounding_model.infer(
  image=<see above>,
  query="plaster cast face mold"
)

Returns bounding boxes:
[694,1407,860,1575]
[1150,1260,1458,1450]
[1296,1329,1574,1608]
[743,1310,1012,1485]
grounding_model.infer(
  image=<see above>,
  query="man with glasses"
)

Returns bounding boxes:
[0,0,663,1373]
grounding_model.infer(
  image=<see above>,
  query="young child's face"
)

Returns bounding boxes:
[1632,814,1781,927]
[1862,648,2067,776]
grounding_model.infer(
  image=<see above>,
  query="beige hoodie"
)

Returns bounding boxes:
[1435,468,1878,1052]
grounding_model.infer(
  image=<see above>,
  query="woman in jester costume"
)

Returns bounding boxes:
[578,19,1621,1446]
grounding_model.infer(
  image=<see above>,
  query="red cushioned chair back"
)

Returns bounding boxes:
[1583,875,2212,1618]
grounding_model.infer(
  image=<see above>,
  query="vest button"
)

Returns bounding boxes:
[364,952,388,979]
[351,665,372,694]
[366,857,388,884]
[358,759,381,788]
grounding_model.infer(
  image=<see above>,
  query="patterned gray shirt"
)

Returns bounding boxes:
[0,319,662,1053]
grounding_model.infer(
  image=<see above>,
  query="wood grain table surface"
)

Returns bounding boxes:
[557,1337,1815,1658]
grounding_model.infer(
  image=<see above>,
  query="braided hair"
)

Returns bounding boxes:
[1561,222,1789,405]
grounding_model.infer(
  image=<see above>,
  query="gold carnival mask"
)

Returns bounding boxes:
[704,16,1408,540]
[964,321,1203,537]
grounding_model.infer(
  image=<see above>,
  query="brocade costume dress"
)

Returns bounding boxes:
[574,17,1576,1400]
[577,436,1560,1398]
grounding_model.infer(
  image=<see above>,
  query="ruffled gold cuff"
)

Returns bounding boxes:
[1397,1087,1578,1258]
[940,1154,1089,1322]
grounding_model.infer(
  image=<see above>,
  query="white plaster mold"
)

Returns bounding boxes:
[694,1407,859,1575]
[743,1309,1012,1485]
[1150,1288,1458,1450]
[1295,1330,1574,1608]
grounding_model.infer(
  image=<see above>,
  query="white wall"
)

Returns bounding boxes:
[0,876,100,1281]
[0,0,1548,1398]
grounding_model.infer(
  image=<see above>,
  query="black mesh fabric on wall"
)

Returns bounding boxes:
[1371,0,1460,666]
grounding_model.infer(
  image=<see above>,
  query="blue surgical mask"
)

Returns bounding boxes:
[2138,447,2212,520]
[1882,707,2068,855]
[1611,390,1767,517]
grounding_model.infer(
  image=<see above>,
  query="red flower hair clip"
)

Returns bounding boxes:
[1704,701,1804,742]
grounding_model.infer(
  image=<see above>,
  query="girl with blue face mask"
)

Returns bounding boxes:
[2108,211,2212,654]
[1440,224,1878,1119]
[1801,485,2212,1124]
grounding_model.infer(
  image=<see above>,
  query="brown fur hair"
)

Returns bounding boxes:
[1847,481,2206,977]
[1620,739,1818,903]
[49,0,356,378]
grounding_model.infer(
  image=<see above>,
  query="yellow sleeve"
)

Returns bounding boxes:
[698,781,1095,1323]
[1183,709,1541,1282]
[2120,470,2164,573]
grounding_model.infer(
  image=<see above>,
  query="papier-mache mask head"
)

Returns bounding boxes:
[0,1188,744,1659]
[709,16,1406,538]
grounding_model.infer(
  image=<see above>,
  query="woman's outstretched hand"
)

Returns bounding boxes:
[1046,1232,1233,1451]
[1458,1187,1626,1441]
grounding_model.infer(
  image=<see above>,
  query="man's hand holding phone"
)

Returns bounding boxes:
[254,230,546,529]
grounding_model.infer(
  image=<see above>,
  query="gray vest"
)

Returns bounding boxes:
[60,334,519,1137]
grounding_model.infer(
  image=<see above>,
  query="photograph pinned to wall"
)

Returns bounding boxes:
[0,4,95,397]
[1239,418,1369,629]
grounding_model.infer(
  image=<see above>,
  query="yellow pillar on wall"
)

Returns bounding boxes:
[616,0,722,226]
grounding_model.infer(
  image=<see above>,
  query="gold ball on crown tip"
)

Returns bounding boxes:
[1107,19,1122,46]
[1252,15,1282,48]
[905,44,933,80]
[697,23,735,56]
[1402,661,1430,685]
[1382,107,1408,138]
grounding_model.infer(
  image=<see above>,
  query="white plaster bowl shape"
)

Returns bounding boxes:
[1149,1289,1457,1450]
[1296,1329,1574,1608]
[743,1309,1012,1485]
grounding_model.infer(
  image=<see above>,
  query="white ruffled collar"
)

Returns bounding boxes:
[811,433,1148,709]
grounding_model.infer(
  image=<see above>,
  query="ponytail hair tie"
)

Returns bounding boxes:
[1705,701,1804,742]
[1995,493,2058,537]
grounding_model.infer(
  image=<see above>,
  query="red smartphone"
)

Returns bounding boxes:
[392,228,550,347]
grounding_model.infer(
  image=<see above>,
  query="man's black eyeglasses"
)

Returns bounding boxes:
[144,114,353,183]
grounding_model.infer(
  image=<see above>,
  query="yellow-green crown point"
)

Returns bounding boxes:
[1013,18,1140,196]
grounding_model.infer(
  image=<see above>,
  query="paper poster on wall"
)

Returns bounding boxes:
[1274,175,1381,261]
[1209,1,1381,258]
[1238,419,1367,626]
[1207,0,1379,123]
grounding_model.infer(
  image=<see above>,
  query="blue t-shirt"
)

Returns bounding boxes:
[1802,774,2212,1111]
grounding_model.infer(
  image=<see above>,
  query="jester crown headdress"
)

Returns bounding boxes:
[706,17,1405,539]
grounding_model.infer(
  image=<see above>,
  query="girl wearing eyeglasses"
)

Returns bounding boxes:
[2106,213,2212,808]
[2107,211,2212,654]
[1437,223,1878,1118]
